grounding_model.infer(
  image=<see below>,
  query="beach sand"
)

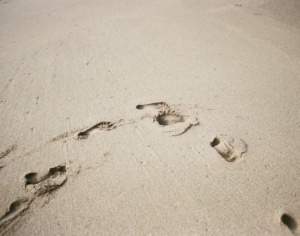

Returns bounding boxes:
[1,0,300,235]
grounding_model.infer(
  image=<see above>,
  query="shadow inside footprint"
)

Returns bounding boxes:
[156,113,184,126]
[210,135,247,162]
[24,172,40,186]
[281,213,298,232]
[24,164,67,195]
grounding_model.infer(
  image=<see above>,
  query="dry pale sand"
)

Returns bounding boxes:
[1,0,300,235]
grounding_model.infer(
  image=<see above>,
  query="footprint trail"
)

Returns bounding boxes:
[0,164,70,233]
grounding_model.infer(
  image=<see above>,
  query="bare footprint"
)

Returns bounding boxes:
[155,110,184,126]
[160,117,198,136]
[281,213,298,234]
[0,198,32,228]
[75,120,123,140]
[137,102,199,136]
[154,111,198,136]
[136,102,170,110]
[23,165,67,195]
[210,134,247,162]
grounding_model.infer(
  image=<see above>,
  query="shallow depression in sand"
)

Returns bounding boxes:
[155,114,184,126]
[281,213,297,232]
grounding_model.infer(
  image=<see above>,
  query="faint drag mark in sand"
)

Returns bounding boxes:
[0,198,33,231]
[23,164,67,196]
[210,134,247,162]
[0,0,11,5]
[19,129,80,161]
[137,102,198,136]
[75,119,125,140]
[6,129,79,166]
[0,144,17,160]
[48,130,79,143]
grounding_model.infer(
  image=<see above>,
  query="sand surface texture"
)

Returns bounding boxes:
[1,0,300,235]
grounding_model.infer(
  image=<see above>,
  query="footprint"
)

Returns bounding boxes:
[136,102,170,110]
[24,172,41,186]
[137,102,199,136]
[24,165,67,195]
[160,117,198,136]
[156,113,183,126]
[210,134,247,162]
[75,120,123,140]
[280,213,298,235]
[0,198,32,228]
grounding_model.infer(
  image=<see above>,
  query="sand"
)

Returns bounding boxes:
[1,0,300,235]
